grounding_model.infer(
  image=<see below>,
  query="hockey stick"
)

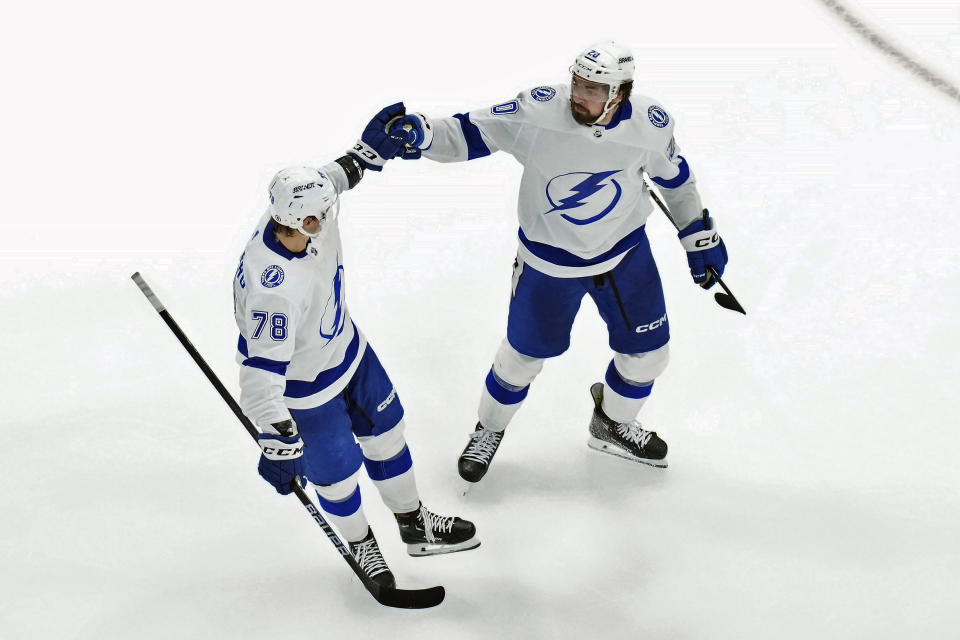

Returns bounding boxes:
[130,272,445,609]
[642,179,746,315]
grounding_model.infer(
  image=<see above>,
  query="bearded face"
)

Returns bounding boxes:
[569,74,614,125]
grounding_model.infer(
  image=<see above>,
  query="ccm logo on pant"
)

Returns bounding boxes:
[377,388,397,412]
[635,313,667,333]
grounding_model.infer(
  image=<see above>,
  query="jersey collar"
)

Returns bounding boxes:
[261,218,310,260]
[603,100,633,130]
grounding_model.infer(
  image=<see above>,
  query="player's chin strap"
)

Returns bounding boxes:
[590,82,623,124]
[590,76,625,125]
[590,91,622,126]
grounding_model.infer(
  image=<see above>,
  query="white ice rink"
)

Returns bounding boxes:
[2,1,959,638]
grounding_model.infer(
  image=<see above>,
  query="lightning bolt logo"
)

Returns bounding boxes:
[544,170,623,225]
[319,258,346,343]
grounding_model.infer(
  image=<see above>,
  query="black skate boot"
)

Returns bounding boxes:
[587,382,668,468]
[395,502,480,557]
[458,423,505,489]
[348,527,396,589]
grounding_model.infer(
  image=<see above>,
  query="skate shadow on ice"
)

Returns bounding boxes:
[458,453,670,505]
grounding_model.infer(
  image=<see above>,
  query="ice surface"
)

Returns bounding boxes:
[2,1,958,638]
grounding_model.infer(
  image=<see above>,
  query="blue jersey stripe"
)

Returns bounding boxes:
[453,113,492,160]
[651,156,690,189]
[242,356,289,376]
[518,225,647,268]
[283,329,361,399]
[238,335,291,375]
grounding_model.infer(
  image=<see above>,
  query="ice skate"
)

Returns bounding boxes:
[587,382,668,468]
[348,527,396,589]
[395,503,480,557]
[457,423,505,492]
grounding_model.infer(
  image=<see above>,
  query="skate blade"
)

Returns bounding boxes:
[458,477,478,497]
[407,537,481,557]
[587,436,668,468]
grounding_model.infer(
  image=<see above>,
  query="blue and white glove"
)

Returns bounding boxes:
[257,419,306,495]
[678,209,728,289]
[348,103,409,171]
[387,112,434,160]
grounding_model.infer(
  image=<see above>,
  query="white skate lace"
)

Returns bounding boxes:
[615,420,654,449]
[352,538,390,577]
[418,504,455,545]
[462,428,502,464]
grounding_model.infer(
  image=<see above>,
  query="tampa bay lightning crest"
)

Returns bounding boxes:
[544,171,623,225]
[530,86,556,102]
[261,265,284,288]
[648,105,669,128]
[319,259,346,342]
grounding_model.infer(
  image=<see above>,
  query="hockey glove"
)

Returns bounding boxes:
[678,209,728,289]
[348,103,409,171]
[387,112,434,160]
[257,419,306,495]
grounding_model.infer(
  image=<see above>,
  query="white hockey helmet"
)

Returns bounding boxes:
[570,40,635,103]
[268,166,339,238]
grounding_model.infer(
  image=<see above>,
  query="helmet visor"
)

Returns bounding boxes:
[302,200,339,238]
[570,72,611,102]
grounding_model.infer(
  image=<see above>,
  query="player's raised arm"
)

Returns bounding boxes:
[310,105,412,199]
[346,102,411,171]
[378,91,543,163]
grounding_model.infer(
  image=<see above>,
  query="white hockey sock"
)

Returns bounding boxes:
[359,427,421,514]
[602,386,650,424]
[478,379,525,432]
[602,360,653,424]
[370,468,420,514]
[315,481,370,543]
[477,339,545,431]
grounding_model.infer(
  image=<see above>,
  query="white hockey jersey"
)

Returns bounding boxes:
[422,85,704,277]
[233,165,365,431]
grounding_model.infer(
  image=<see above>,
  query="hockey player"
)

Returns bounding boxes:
[233,107,479,588]
[380,41,729,488]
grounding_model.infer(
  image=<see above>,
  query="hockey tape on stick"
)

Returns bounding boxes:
[131,272,165,312]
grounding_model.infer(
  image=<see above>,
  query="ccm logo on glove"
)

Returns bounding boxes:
[694,233,719,248]
[261,443,303,458]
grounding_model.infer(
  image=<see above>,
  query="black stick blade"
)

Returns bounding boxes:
[708,267,746,315]
[714,291,746,315]
[371,584,445,609]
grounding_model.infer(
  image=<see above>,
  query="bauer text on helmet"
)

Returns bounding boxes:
[569,41,635,126]
[268,166,340,238]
